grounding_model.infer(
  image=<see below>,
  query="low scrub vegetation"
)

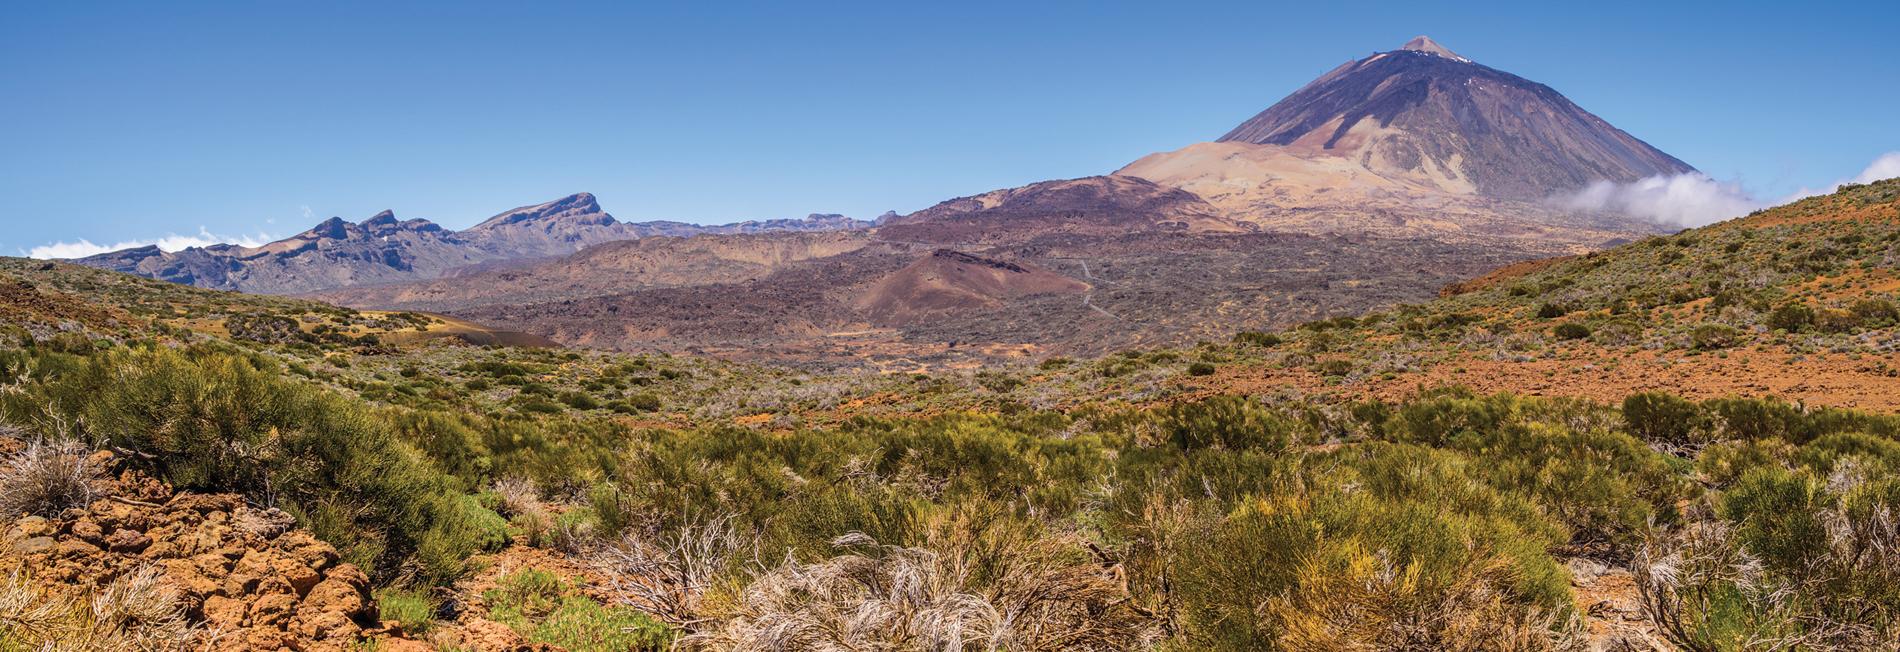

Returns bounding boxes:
[5,294,1900,648]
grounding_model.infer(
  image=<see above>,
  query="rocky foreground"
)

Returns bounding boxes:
[0,438,552,652]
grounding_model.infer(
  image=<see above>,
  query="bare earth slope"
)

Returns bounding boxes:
[856,249,1088,324]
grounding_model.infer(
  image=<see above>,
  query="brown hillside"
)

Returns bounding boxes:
[876,176,1248,244]
[857,250,1087,324]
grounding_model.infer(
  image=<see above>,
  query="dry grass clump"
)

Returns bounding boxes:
[492,477,555,546]
[491,477,542,519]
[0,565,207,652]
[0,438,101,518]
[681,522,1156,652]
[590,513,753,626]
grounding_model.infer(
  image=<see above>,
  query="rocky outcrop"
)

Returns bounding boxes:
[3,451,375,651]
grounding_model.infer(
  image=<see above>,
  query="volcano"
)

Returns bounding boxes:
[1119,36,1693,240]
[1218,35,1694,199]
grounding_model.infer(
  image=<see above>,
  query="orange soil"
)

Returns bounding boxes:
[1186,345,1900,411]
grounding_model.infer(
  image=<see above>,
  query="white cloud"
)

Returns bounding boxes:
[1780,151,1900,203]
[1555,172,1761,228]
[1555,151,1900,228]
[1850,152,1900,184]
[26,227,276,260]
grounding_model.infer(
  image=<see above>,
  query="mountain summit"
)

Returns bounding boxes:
[1398,35,1467,61]
[469,192,612,230]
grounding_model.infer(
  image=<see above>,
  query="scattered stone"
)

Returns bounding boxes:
[379,638,436,652]
[460,617,528,652]
[14,515,52,538]
[105,527,151,553]
[203,594,249,629]
[68,517,103,542]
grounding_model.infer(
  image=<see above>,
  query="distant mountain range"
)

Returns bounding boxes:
[75,192,872,294]
[74,37,1701,366]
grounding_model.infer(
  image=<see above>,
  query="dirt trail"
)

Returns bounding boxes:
[1074,259,1126,322]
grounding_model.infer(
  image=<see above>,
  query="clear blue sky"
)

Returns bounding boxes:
[4,0,1897,255]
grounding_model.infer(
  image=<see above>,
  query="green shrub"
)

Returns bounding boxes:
[1232,331,1283,347]
[1766,303,1815,332]
[558,391,601,411]
[1553,323,1591,340]
[1704,397,1805,443]
[624,393,662,412]
[1623,392,1710,451]
[1385,389,1515,448]
[1722,467,1830,576]
[1314,359,1353,377]
[1186,362,1217,376]
[1690,324,1743,350]
[1695,439,1792,488]
[1164,443,1573,649]
[375,588,438,634]
[1848,298,1899,326]
[486,568,673,652]
[1155,396,1299,453]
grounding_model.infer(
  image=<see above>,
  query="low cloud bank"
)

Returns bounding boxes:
[1555,151,1900,228]
[1555,173,1760,228]
[27,227,275,260]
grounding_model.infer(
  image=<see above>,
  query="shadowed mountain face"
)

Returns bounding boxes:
[1217,36,1695,200]
[74,193,871,294]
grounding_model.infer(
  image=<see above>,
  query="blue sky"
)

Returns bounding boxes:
[3,0,1897,256]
